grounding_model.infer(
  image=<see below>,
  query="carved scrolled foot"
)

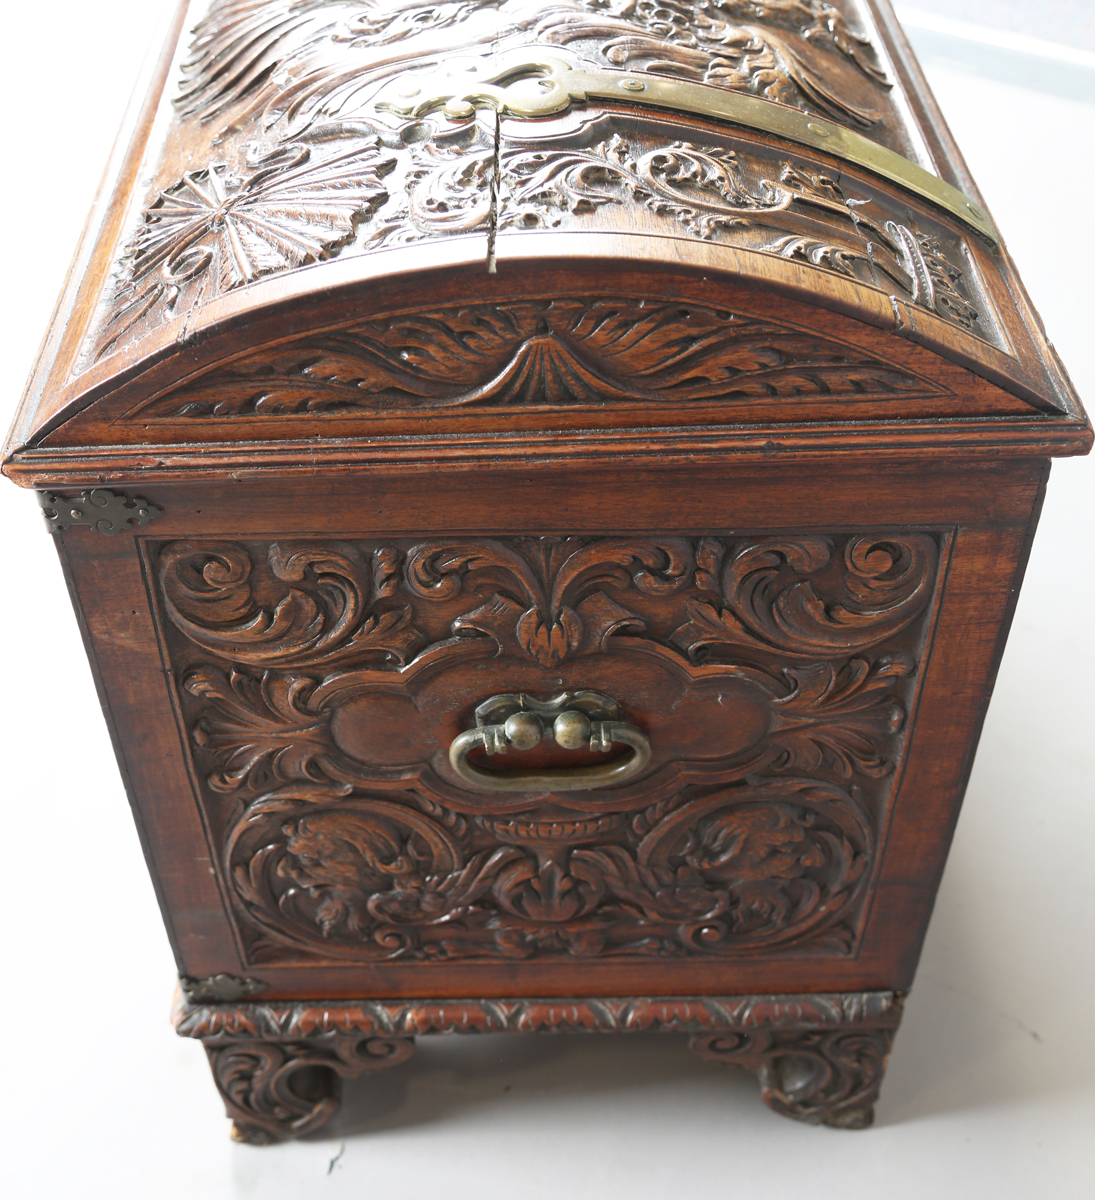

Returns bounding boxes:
[689,1026,896,1129]
[205,1034,414,1143]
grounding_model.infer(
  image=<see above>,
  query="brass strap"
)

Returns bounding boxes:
[378,55,997,244]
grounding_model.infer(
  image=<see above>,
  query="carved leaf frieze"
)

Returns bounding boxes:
[153,532,940,964]
[137,298,948,418]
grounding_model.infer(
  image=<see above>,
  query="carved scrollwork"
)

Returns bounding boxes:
[173,0,889,135]
[672,535,936,661]
[689,1025,896,1127]
[207,1033,414,1143]
[223,776,870,960]
[177,990,901,1137]
[159,541,422,668]
[155,532,941,964]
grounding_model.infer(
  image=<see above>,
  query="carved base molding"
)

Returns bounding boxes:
[173,987,902,1141]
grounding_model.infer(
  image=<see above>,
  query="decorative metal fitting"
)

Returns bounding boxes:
[38,488,162,535]
[377,53,996,242]
[449,690,652,793]
[178,974,269,1004]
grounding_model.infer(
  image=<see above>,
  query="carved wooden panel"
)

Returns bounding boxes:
[174,0,893,136]
[95,112,993,363]
[147,530,945,968]
[135,296,950,418]
[80,0,1002,367]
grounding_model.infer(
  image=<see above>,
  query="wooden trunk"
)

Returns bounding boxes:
[4,0,1090,1141]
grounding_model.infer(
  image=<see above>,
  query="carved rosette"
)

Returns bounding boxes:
[151,531,942,966]
[175,989,902,1138]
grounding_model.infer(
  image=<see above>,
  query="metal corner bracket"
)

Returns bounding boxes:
[378,54,997,243]
[38,487,162,535]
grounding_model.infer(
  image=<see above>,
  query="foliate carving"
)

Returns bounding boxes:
[100,144,394,356]
[38,488,161,535]
[206,1033,414,1143]
[672,535,936,660]
[173,989,899,1039]
[173,0,889,135]
[175,990,901,1137]
[223,778,871,959]
[158,541,422,668]
[140,297,946,418]
[766,655,913,778]
[500,135,791,237]
[404,536,692,666]
[689,1025,896,1127]
[154,533,941,965]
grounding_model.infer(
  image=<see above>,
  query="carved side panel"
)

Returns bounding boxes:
[148,531,945,968]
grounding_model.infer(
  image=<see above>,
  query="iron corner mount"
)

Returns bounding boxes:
[378,55,997,244]
[38,488,162,535]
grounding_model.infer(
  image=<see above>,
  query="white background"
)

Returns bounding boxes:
[1,4,1092,1197]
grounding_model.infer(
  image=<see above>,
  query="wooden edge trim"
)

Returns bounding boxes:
[173,989,903,1040]
[4,418,1091,488]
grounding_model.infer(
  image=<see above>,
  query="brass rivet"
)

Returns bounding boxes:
[807,122,830,137]
[619,78,646,92]
[504,712,543,751]
[554,711,592,750]
[444,99,476,120]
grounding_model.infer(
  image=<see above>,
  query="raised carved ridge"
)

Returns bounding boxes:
[139,297,949,419]
[173,989,899,1039]
[153,533,941,965]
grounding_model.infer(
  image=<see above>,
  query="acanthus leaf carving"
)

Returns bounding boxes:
[670,535,936,661]
[159,541,424,668]
[154,532,941,965]
[404,535,693,666]
[221,775,871,961]
[140,297,949,419]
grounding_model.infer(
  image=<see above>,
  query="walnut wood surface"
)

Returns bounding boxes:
[1,0,1089,465]
[3,0,1090,1138]
[52,456,1049,998]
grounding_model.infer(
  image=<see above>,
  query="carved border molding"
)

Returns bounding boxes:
[174,987,903,1140]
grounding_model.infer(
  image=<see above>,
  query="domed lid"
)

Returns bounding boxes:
[4,0,1089,485]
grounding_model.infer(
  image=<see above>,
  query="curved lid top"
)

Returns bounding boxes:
[3,0,1090,482]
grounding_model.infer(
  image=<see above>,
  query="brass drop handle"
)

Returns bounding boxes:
[448,691,651,793]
